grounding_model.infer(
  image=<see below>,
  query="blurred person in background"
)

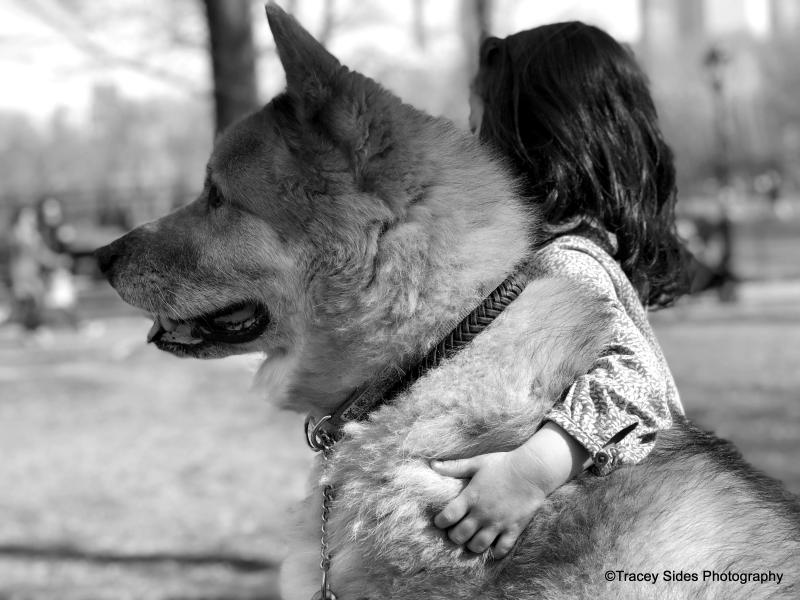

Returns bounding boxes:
[36,196,79,327]
[2,202,77,332]
[679,199,738,302]
[37,196,70,254]
[4,206,53,331]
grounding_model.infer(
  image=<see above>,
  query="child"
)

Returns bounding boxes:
[432,22,687,559]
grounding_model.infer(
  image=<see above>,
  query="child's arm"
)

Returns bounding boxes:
[532,238,680,475]
[431,422,589,558]
[432,238,678,558]
[432,305,669,558]
[430,308,664,558]
[432,243,676,557]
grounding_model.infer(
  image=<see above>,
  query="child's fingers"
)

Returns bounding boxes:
[430,457,480,478]
[466,528,499,554]
[434,494,469,529]
[447,516,479,545]
[491,531,518,560]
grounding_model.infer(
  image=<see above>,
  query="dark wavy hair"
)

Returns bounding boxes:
[473,22,687,308]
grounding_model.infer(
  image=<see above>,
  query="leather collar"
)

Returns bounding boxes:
[305,264,531,452]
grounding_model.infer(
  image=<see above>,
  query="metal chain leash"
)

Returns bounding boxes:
[314,482,336,600]
[302,269,530,599]
[308,416,338,600]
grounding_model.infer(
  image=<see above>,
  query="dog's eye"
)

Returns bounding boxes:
[207,184,224,209]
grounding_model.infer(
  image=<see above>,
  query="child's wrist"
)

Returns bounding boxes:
[511,422,591,496]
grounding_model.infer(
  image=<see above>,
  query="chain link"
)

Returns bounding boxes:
[310,435,337,600]
[319,483,335,568]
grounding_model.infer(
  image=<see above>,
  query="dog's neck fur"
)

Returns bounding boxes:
[248,12,534,416]
[273,133,533,416]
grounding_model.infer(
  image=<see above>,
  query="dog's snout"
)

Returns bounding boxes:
[95,242,121,276]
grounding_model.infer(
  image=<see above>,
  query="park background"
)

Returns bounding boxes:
[1,0,799,598]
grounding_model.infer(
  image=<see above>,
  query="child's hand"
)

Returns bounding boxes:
[431,450,546,557]
[431,422,589,559]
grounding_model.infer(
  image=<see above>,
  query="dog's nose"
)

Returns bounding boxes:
[94,242,120,276]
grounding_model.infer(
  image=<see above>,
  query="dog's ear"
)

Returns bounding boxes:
[265,3,409,195]
[265,3,340,110]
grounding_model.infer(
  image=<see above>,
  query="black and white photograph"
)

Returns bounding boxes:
[1,1,799,598]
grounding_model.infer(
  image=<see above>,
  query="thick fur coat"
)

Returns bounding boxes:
[96,6,800,599]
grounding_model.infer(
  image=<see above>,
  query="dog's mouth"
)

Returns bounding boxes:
[147,302,270,351]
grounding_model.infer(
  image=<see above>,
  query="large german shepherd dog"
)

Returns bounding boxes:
[96,6,800,599]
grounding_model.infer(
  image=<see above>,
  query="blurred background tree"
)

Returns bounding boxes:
[0,0,799,273]
[203,0,258,133]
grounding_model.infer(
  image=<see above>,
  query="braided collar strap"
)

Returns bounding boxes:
[305,265,531,451]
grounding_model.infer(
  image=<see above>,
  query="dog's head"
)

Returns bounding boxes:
[96,5,525,406]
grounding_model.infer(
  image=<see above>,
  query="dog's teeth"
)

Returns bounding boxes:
[175,322,194,336]
[161,332,203,345]
[146,320,161,343]
[212,305,257,325]
[160,316,180,332]
[161,321,204,345]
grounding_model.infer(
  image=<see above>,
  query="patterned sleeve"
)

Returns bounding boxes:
[536,246,673,475]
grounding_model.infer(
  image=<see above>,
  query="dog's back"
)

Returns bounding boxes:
[512,422,800,600]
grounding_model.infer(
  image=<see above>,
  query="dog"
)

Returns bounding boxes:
[96,6,800,599]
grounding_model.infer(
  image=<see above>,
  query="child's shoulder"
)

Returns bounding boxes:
[536,231,615,271]
[534,233,620,299]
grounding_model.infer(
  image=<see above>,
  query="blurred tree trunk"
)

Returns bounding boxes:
[464,0,491,43]
[461,0,492,80]
[202,0,258,134]
[318,0,335,45]
[412,0,426,50]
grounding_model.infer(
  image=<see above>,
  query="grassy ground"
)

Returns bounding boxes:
[0,305,310,600]
[0,281,798,599]
[652,289,800,492]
